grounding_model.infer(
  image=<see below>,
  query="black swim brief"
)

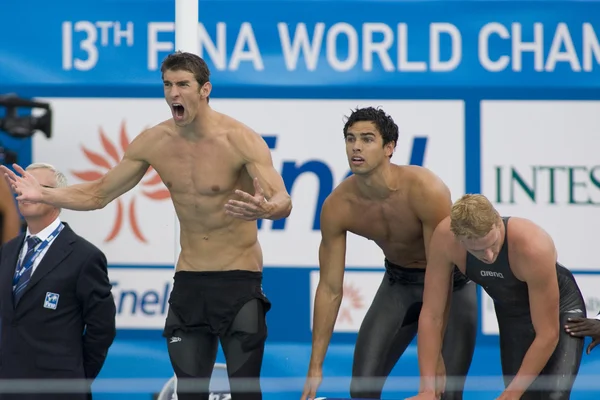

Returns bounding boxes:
[162,269,271,338]
[384,259,470,290]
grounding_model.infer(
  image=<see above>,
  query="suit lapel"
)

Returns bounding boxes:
[0,234,25,311]
[17,225,75,303]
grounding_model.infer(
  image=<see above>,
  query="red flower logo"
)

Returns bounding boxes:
[337,282,364,325]
[71,121,171,243]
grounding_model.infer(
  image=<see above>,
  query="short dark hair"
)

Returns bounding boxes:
[343,107,398,156]
[160,51,211,87]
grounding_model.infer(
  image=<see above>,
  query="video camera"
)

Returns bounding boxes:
[0,94,52,139]
[0,93,53,165]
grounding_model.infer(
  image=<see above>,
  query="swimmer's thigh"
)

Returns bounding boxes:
[165,309,219,400]
[497,313,536,396]
[441,282,478,400]
[351,276,422,398]
[533,312,584,400]
[220,298,267,400]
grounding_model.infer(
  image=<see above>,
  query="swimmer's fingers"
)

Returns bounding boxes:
[224,205,256,221]
[225,210,256,221]
[227,199,259,211]
[587,338,600,354]
[565,322,596,336]
[564,318,588,331]
[12,163,28,177]
[225,201,262,221]
[224,203,252,215]
[0,165,18,183]
[234,189,263,206]
[565,321,587,332]
[300,378,319,400]
[2,173,17,195]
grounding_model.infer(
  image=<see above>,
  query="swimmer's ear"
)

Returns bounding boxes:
[384,140,395,158]
[200,82,212,100]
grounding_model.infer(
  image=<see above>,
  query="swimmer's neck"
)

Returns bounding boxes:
[355,163,397,199]
[179,106,218,139]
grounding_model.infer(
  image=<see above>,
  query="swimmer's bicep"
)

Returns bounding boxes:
[97,132,151,195]
[239,131,286,198]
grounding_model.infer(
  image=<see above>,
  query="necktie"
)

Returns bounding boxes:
[13,236,42,304]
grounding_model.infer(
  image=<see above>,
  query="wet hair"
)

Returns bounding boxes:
[160,51,211,101]
[450,194,500,239]
[343,107,398,157]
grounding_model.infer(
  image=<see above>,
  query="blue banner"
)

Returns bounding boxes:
[3,0,600,90]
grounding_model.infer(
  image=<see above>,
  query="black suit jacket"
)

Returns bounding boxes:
[0,222,116,400]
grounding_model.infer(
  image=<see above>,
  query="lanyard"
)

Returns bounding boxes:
[13,223,64,286]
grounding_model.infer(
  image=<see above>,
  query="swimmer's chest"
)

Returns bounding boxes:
[345,198,423,244]
[148,137,247,195]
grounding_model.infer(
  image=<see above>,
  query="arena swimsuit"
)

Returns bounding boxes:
[465,217,586,399]
[350,261,478,399]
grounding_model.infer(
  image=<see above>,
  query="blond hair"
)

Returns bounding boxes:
[26,163,68,188]
[450,194,500,239]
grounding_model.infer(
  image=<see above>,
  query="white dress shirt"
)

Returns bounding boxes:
[18,217,62,276]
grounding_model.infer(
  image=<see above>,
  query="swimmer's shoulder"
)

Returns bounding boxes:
[217,111,266,152]
[393,164,446,188]
[506,217,556,259]
[394,165,451,204]
[120,120,174,160]
[322,178,358,218]
[432,216,465,263]
[130,119,176,145]
[151,119,178,136]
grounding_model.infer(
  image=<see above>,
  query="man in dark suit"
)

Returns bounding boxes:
[0,163,116,400]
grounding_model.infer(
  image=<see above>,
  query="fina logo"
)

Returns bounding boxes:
[480,270,504,279]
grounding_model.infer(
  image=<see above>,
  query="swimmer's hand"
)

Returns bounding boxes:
[300,366,322,400]
[494,391,521,400]
[404,392,440,400]
[565,317,600,354]
[225,177,274,221]
[1,163,44,202]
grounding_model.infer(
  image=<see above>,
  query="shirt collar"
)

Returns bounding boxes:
[25,217,62,242]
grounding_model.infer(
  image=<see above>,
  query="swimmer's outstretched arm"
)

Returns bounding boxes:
[408,175,453,398]
[415,224,455,397]
[301,197,346,400]
[2,132,150,211]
